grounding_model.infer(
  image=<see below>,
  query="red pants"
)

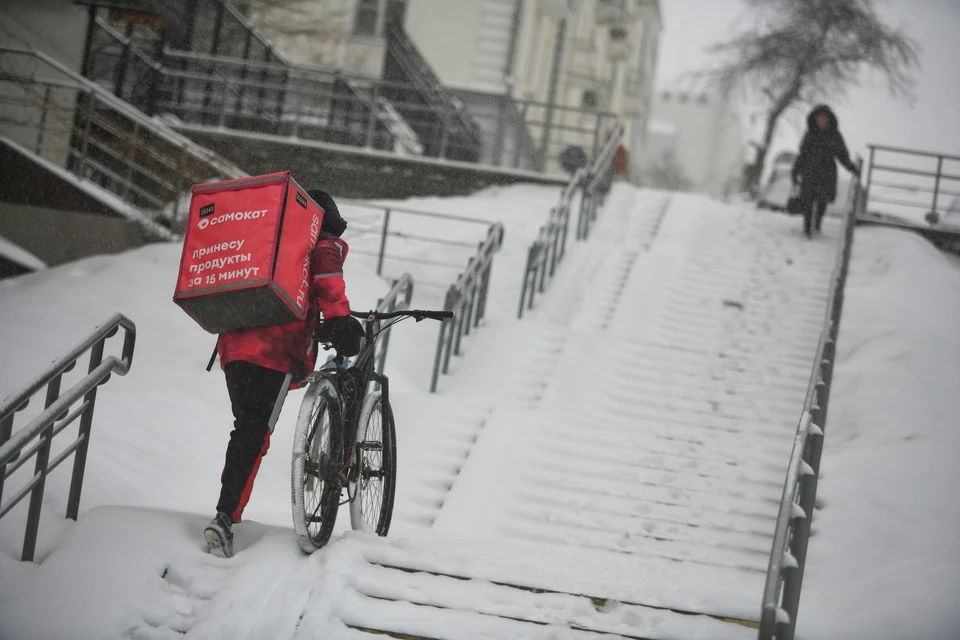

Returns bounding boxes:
[217,361,290,522]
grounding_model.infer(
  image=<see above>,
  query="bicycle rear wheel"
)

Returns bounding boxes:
[291,376,342,553]
[349,391,397,536]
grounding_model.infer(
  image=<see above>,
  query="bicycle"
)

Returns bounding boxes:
[291,308,452,553]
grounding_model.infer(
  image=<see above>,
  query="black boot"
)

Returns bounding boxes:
[204,511,235,558]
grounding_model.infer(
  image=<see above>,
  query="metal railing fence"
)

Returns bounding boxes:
[862,144,960,226]
[83,16,615,176]
[0,46,246,237]
[518,122,624,318]
[430,224,505,393]
[758,158,864,640]
[340,200,498,289]
[0,314,137,563]
[368,274,414,384]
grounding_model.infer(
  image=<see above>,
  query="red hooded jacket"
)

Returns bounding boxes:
[217,234,351,383]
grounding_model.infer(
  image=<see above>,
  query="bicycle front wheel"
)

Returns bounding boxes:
[291,376,342,553]
[349,391,397,536]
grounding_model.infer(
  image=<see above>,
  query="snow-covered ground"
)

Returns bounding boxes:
[1,184,957,639]
[797,229,960,640]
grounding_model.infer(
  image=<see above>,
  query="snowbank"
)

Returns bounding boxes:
[797,228,960,640]
[0,233,46,272]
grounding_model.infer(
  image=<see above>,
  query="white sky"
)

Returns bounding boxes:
[654,0,960,162]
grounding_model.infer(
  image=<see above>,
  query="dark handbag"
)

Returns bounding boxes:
[786,184,805,215]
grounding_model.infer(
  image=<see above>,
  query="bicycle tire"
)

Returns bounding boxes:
[349,391,397,536]
[291,376,342,553]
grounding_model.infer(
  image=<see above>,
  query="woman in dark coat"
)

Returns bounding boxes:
[791,105,859,237]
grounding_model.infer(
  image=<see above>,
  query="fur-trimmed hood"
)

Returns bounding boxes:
[806,104,838,132]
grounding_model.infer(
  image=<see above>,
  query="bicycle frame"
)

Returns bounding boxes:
[317,316,392,503]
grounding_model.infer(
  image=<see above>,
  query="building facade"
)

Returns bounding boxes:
[643,90,745,199]
[249,0,661,176]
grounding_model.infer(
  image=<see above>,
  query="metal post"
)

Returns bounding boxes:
[113,21,135,98]
[931,155,944,225]
[21,375,63,562]
[528,255,539,311]
[234,30,254,123]
[863,146,876,214]
[441,297,459,373]
[364,84,381,148]
[592,112,603,162]
[430,289,454,393]
[0,415,14,507]
[121,122,139,202]
[147,28,167,117]
[79,4,98,79]
[76,91,96,179]
[513,101,529,168]
[66,341,105,520]
[438,105,452,159]
[377,209,391,276]
[219,78,231,128]
[476,263,491,326]
[35,87,52,155]
[540,16,568,171]
[537,242,549,293]
[492,96,507,166]
[518,245,535,319]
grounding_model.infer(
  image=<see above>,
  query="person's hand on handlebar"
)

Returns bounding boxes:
[324,315,364,357]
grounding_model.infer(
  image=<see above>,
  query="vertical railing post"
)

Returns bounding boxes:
[21,375,63,562]
[930,155,944,225]
[441,291,459,374]
[66,341,105,521]
[518,247,533,319]
[0,414,15,509]
[863,146,876,214]
[438,105,452,159]
[513,101,529,168]
[35,86,52,155]
[377,209,391,276]
[113,21,135,99]
[76,91,96,179]
[592,113,603,163]
[219,78,232,128]
[476,261,491,327]
[121,122,139,202]
[364,84,381,148]
[430,288,454,393]
[492,95,507,166]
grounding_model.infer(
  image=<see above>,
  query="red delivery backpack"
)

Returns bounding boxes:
[174,172,324,334]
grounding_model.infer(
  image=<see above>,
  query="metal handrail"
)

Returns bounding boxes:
[368,274,415,380]
[758,159,864,639]
[518,122,625,318]
[430,223,506,393]
[0,45,246,180]
[863,144,960,227]
[0,313,137,562]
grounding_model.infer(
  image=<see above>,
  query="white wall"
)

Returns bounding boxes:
[646,90,744,198]
[0,0,89,71]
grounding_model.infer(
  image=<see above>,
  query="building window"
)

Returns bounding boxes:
[353,0,380,36]
[353,0,407,37]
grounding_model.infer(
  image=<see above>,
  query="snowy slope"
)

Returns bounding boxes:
[796,229,960,640]
[3,184,955,639]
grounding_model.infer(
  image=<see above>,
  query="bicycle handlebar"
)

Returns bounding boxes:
[350,309,453,322]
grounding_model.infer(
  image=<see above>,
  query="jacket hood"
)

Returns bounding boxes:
[807,105,838,132]
[307,189,347,237]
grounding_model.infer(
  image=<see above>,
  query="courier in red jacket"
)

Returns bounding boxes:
[204,189,363,558]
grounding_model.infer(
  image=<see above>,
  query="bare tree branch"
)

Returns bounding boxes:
[695,0,920,191]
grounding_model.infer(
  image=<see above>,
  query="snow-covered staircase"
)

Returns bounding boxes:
[0,189,842,639]
[361,192,840,637]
